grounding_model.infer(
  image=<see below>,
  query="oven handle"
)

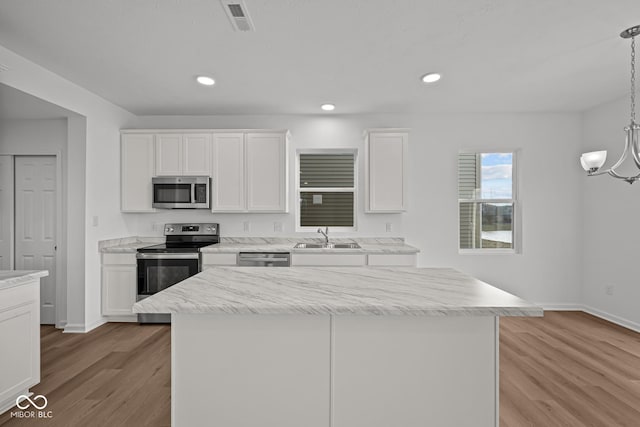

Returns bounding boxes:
[136,253,200,260]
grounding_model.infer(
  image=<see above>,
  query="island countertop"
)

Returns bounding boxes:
[0,270,49,291]
[132,267,542,317]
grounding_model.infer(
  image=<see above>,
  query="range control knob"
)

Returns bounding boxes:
[166,227,174,232]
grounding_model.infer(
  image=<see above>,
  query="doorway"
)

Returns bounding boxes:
[0,155,58,325]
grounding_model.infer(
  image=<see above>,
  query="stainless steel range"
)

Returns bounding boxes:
[136,222,220,323]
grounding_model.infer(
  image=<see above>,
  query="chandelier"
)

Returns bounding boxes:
[580,25,640,184]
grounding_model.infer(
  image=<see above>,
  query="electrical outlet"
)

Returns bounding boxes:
[605,285,614,296]
[274,222,283,232]
[92,216,99,227]
[243,221,251,232]
[385,222,392,233]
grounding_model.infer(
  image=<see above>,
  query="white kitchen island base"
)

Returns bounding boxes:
[173,314,498,427]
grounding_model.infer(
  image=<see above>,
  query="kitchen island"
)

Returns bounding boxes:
[133,266,542,427]
[0,270,48,415]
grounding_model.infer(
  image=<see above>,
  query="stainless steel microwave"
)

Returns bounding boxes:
[152,176,210,209]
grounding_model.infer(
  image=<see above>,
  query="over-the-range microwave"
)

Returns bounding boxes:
[152,176,210,209]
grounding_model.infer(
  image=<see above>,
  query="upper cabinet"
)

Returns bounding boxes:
[365,130,408,212]
[156,133,212,176]
[121,133,155,212]
[212,131,288,213]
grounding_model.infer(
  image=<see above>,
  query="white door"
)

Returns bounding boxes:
[14,156,57,325]
[0,156,13,270]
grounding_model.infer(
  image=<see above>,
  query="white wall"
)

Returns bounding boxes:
[0,44,136,332]
[130,113,584,305]
[582,96,640,329]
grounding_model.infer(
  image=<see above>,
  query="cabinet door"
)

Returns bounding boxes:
[102,265,137,316]
[212,133,246,212]
[155,134,183,175]
[291,253,366,266]
[121,134,155,212]
[183,134,212,176]
[366,132,408,212]
[246,133,287,212]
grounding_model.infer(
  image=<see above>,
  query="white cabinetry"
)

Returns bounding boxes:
[212,133,245,211]
[202,253,238,270]
[121,133,156,212]
[291,253,366,266]
[0,278,40,415]
[212,131,288,213]
[367,253,417,266]
[365,130,408,212]
[101,253,137,319]
[156,133,211,176]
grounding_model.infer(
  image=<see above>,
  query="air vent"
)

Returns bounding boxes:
[0,63,8,73]
[221,0,255,32]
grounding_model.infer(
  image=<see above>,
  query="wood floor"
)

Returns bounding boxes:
[0,323,170,427]
[0,311,638,426]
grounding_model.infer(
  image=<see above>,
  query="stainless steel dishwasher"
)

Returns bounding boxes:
[237,252,291,267]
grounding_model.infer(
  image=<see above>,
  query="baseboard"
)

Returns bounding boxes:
[582,305,640,334]
[63,319,106,334]
[537,303,583,311]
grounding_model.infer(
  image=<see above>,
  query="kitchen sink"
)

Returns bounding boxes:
[294,242,361,249]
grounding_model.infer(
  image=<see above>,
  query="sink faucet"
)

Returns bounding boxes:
[317,227,329,244]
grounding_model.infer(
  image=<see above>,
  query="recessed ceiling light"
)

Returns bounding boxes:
[421,73,441,83]
[196,76,215,86]
[321,103,335,111]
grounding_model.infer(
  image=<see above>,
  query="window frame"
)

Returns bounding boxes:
[295,148,358,232]
[457,149,520,254]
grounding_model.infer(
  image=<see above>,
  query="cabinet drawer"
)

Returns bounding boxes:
[202,253,238,266]
[102,253,137,265]
[291,254,366,266]
[367,254,417,266]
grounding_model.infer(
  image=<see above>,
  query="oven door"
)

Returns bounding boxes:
[137,253,200,296]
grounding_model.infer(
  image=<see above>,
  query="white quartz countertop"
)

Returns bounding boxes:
[0,270,49,291]
[99,236,419,254]
[133,267,542,317]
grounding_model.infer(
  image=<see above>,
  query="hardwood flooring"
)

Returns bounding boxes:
[0,312,638,426]
[0,323,170,427]
[500,311,640,427]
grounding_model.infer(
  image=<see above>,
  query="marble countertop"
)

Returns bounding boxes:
[0,270,49,291]
[100,236,419,254]
[133,267,542,317]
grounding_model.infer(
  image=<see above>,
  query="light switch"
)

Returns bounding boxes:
[244,221,251,232]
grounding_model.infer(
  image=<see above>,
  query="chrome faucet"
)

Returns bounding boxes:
[317,227,329,244]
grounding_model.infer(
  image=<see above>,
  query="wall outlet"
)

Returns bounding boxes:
[92,216,99,227]
[385,222,392,233]
[274,222,283,232]
[243,221,251,232]
[605,285,614,296]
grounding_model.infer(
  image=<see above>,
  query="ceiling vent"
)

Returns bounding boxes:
[0,63,8,73]
[221,0,255,32]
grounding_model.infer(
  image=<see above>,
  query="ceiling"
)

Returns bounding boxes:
[0,0,637,116]
[0,83,77,120]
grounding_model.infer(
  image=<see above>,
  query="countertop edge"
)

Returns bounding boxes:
[0,270,50,291]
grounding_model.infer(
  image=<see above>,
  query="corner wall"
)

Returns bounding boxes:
[581,96,640,330]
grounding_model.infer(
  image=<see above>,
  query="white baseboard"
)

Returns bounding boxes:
[537,303,583,311]
[63,319,106,334]
[534,302,640,334]
[582,306,640,334]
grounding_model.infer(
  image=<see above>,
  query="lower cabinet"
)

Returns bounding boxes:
[291,253,417,267]
[367,253,417,266]
[291,253,366,266]
[202,253,238,270]
[0,280,40,415]
[101,253,137,319]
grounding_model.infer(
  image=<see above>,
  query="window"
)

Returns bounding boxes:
[458,151,516,251]
[297,150,357,230]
